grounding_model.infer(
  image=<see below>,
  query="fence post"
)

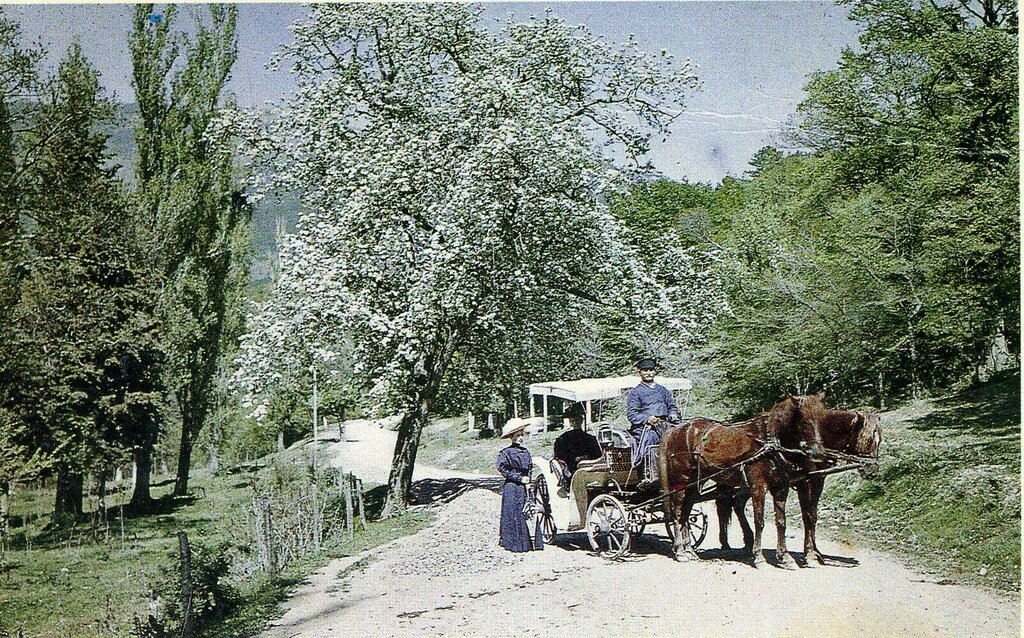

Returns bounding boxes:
[344,473,354,541]
[312,482,322,553]
[356,478,367,530]
[260,495,277,577]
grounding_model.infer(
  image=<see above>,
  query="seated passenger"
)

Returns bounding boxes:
[552,403,602,495]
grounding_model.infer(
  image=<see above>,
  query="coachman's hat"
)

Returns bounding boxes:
[636,357,658,370]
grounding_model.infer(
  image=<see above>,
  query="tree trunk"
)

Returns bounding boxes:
[178,532,196,638]
[380,403,426,519]
[380,331,462,518]
[174,417,195,497]
[54,466,84,521]
[130,441,154,510]
[1,481,10,540]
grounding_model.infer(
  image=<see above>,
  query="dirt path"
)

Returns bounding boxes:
[263,422,1019,638]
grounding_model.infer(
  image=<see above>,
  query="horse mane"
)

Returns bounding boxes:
[854,412,882,457]
[764,396,796,439]
[822,409,882,457]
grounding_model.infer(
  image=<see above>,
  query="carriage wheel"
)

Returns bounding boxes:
[533,475,557,544]
[688,506,708,548]
[586,494,631,560]
[663,505,709,548]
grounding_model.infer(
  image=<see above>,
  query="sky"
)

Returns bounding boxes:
[7,2,861,184]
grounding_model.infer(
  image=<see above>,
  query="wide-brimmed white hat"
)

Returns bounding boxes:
[501,417,531,439]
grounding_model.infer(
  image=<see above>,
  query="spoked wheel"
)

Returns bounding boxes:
[586,494,631,560]
[533,474,557,545]
[688,505,709,547]
[663,505,709,548]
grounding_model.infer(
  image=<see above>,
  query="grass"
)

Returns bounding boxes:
[0,449,434,638]
[820,369,1020,592]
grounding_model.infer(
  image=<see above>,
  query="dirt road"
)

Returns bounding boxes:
[263,421,1019,638]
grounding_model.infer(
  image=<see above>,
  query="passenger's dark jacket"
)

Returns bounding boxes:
[553,428,602,476]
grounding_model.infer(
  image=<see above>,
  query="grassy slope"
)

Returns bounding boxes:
[820,370,1020,591]
[0,451,432,638]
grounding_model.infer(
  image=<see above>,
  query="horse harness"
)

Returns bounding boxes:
[631,413,878,512]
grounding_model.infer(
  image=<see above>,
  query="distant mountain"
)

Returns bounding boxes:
[100,103,294,284]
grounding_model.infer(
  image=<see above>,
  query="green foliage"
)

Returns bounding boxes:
[5,45,165,519]
[0,12,43,493]
[134,541,240,638]
[707,0,1018,409]
[822,371,1020,590]
[610,179,716,245]
[603,178,732,374]
[130,3,249,495]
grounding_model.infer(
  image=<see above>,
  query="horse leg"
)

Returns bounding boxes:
[750,481,767,566]
[665,488,688,560]
[732,490,754,550]
[804,476,826,565]
[715,489,733,549]
[770,481,791,567]
[673,489,700,561]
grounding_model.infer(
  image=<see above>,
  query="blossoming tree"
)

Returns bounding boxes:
[232,4,703,516]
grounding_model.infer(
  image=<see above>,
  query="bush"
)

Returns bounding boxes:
[133,540,240,638]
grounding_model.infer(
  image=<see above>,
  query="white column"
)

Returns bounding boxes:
[529,393,535,418]
[586,400,593,430]
[542,394,548,429]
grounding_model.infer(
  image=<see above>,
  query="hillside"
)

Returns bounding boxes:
[821,370,1021,590]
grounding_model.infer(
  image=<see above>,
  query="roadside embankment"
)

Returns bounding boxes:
[820,370,1020,591]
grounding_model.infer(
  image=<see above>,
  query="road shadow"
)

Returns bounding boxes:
[545,529,677,560]
[408,477,504,505]
[800,551,860,568]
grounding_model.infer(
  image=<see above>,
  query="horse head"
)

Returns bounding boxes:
[854,412,882,478]
[768,391,827,461]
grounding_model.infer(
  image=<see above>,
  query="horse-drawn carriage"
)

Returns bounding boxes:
[531,427,709,560]
[523,377,883,563]
[523,375,709,559]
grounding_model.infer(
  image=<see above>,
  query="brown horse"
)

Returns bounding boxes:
[797,410,881,565]
[714,409,882,565]
[658,392,828,565]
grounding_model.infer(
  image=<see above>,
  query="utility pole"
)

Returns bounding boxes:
[312,365,318,480]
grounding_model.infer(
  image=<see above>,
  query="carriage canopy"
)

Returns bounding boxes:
[527,376,692,428]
